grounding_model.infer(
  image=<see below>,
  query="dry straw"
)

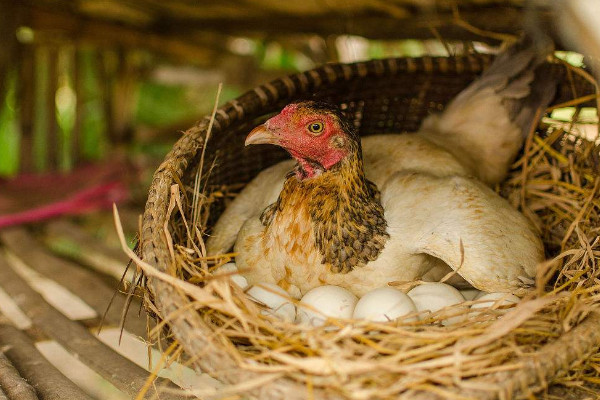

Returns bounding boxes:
[130,56,600,399]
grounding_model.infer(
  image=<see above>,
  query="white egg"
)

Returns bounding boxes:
[247,283,296,322]
[213,262,249,289]
[353,287,417,322]
[470,292,520,310]
[460,289,482,301]
[297,285,358,327]
[407,283,465,325]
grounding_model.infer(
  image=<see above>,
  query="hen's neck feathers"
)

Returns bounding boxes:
[261,148,389,273]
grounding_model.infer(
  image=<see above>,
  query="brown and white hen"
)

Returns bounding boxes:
[207,39,555,297]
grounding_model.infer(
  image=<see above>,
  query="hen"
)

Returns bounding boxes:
[207,40,555,297]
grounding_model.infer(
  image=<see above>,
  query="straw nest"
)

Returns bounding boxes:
[134,53,600,399]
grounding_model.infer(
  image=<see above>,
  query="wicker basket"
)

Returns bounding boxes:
[140,54,599,399]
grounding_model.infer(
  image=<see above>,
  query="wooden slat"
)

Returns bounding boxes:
[0,342,38,400]
[0,253,188,400]
[0,321,91,400]
[0,228,148,337]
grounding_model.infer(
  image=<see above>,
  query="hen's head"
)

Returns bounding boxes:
[246,101,360,179]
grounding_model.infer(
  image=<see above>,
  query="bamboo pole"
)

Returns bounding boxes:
[97,50,115,150]
[72,47,83,166]
[46,47,58,171]
[0,0,18,106]
[18,44,35,173]
[33,46,49,172]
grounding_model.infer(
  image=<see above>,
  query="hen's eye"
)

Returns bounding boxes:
[308,121,324,134]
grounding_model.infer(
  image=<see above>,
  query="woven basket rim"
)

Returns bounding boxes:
[140,54,599,400]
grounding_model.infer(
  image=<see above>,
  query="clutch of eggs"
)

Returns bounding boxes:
[218,263,521,326]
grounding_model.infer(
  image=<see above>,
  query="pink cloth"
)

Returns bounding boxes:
[0,163,131,228]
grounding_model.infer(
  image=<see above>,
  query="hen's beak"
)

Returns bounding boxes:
[245,124,279,146]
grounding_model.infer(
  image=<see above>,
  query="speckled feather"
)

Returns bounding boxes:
[268,151,389,274]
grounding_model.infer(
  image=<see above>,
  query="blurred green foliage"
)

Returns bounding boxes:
[134,83,240,127]
[135,83,196,127]
[79,49,107,161]
[0,71,20,176]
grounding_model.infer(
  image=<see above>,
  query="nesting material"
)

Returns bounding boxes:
[137,56,600,400]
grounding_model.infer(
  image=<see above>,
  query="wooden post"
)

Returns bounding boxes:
[19,44,35,173]
[33,46,59,172]
[56,45,75,171]
[0,0,21,174]
[97,50,114,149]
[111,48,137,145]
[72,47,83,167]
[47,47,59,171]
[0,0,18,104]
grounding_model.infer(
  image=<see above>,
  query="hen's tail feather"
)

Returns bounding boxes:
[419,36,557,185]
[487,36,557,139]
[512,63,558,139]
